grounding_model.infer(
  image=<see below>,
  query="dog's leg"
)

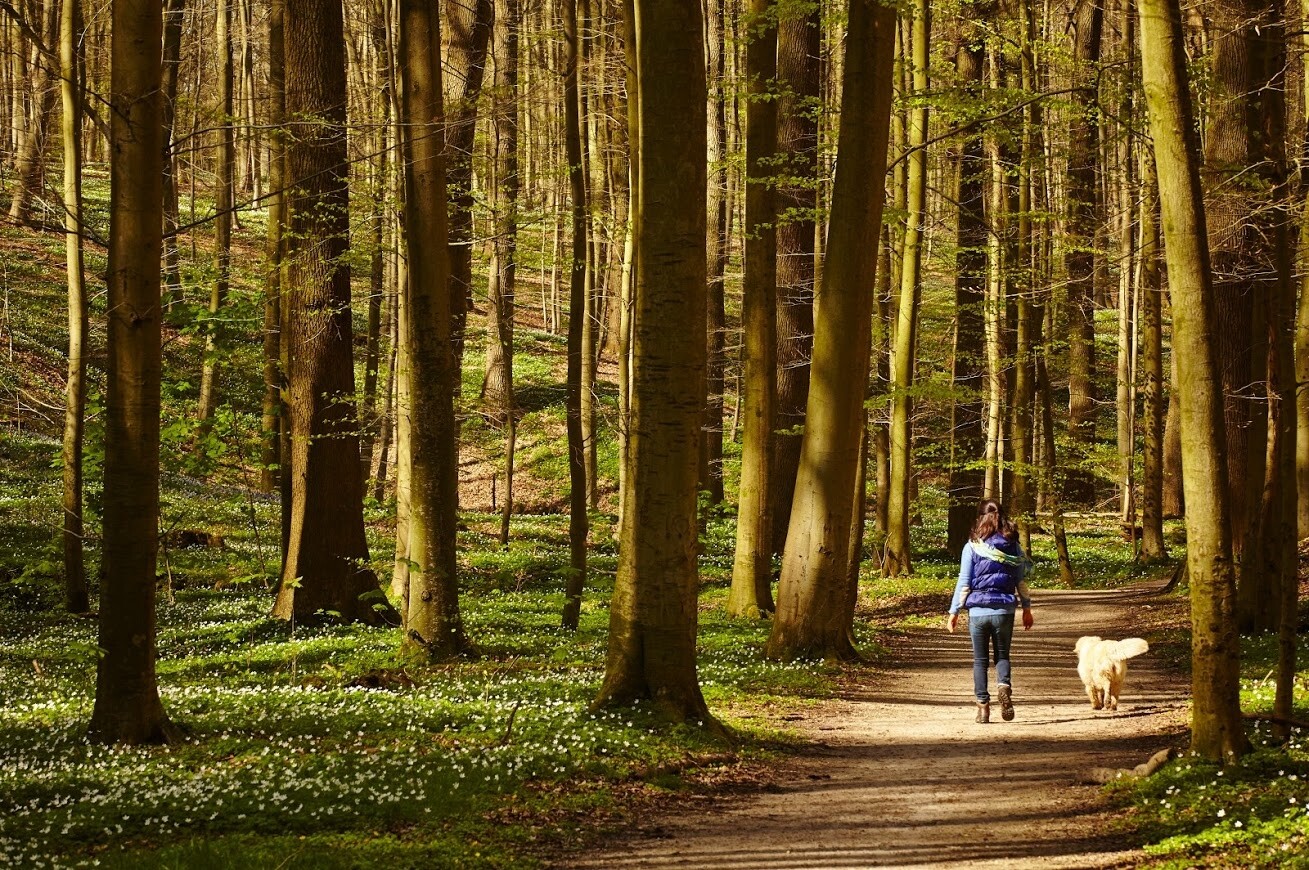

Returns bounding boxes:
[1088,684,1103,710]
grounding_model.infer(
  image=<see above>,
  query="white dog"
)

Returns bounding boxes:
[1075,636,1149,712]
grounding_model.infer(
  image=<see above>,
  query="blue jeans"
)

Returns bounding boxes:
[969,612,1014,703]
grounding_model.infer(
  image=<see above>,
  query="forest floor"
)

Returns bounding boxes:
[567,582,1190,869]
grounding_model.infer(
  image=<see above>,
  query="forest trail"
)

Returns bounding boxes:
[568,583,1188,869]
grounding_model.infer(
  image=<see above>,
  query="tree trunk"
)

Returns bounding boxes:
[1204,0,1272,560]
[442,0,493,372]
[259,0,284,495]
[197,0,235,426]
[87,0,177,744]
[271,0,393,628]
[1064,0,1103,503]
[592,0,715,726]
[360,5,391,482]
[700,0,727,504]
[768,0,820,553]
[1139,141,1166,560]
[1010,0,1039,553]
[1138,0,1248,761]
[485,0,518,544]
[397,0,464,657]
[1163,346,1184,516]
[1237,5,1290,635]
[7,0,58,226]
[482,0,517,423]
[1115,10,1138,529]
[1297,0,1309,541]
[561,0,589,630]
[160,0,185,309]
[1038,298,1075,585]
[883,0,927,576]
[766,0,896,660]
[727,0,778,619]
[59,0,86,613]
[946,22,987,556]
[873,226,892,536]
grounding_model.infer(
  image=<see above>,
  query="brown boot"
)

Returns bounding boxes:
[998,684,1014,721]
[975,702,990,724]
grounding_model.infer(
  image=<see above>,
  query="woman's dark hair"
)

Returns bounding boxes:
[971,498,1017,542]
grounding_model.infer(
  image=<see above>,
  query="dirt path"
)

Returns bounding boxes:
[568,584,1188,869]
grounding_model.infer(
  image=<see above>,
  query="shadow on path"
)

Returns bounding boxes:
[563,584,1188,869]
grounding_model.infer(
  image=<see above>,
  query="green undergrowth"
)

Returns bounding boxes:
[0,438,847,869]
[1111,618,1309,866]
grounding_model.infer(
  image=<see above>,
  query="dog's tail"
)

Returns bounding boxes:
[1111,638,1149,661]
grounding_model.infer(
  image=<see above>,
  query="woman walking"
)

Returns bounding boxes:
[945,499,1034,723]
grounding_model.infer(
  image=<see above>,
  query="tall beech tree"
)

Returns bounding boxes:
[1138,0,1247,761]
[766,0,896,660]
[88,0,177,744]
[945,17,987,556]
[701,0,728,505]
[260,0,285,496]
[197,0,235,427]
[443,0,493,370]
[1233,1,1292,634]
[59,0,87,613]
[728,0,778,619]
[7,0,57,225]
[1138,146,1166,560]
[1204,0,1272,562]
[561,0,589,630]
[160,0,185,307]
[484,0,520,547]
[593,0,713,722]
[1063,0,1102,500]
[883,0,928,576]
[397,0,464,657]
[271,0,392,627]
[768,0,820,554]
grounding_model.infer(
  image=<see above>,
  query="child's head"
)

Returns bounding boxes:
[972,498,1017,542]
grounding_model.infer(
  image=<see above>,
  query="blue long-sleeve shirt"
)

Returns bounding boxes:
[948,540,1032,616]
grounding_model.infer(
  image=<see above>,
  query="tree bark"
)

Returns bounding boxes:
[160,0,185,309]
[88,0,177,744]
[197,0,235,426]
[883,0,928,576]
[59,0,86,613]
[1203,0,1272,560]
[946,21,987,556]
[768,0,820,553]
[258,0,284,496]
[484,0,518,545]
[442,0,493,372]
[561,0,589,630]
[1139,141,1166,560]
[397,0,464,657]
[700,0,727,504]
[271,0,393,628]
[1237,3,1291,635]
[593,0,714,725]
[1138,0,1248,761]
[1064,0,1103,502]
[727,0,778,619]
[7,0,58,225]
[766,0,896,660]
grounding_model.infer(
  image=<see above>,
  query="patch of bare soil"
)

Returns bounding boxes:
[563,583,1189,869]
